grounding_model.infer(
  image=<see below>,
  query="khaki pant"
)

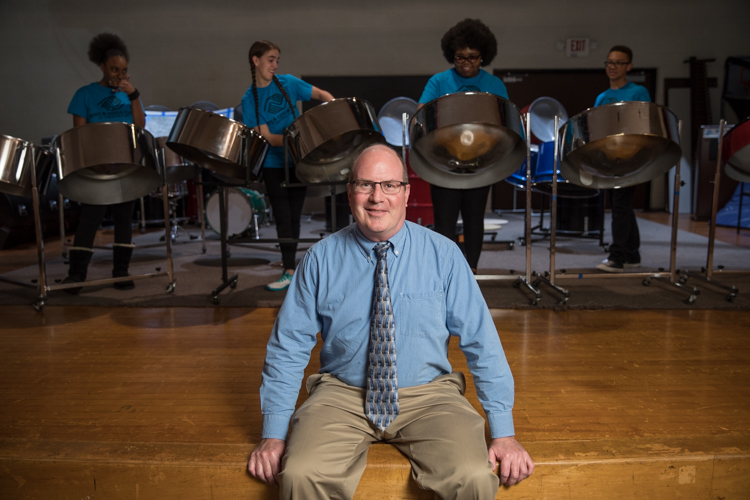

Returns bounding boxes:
[279,372,499,500]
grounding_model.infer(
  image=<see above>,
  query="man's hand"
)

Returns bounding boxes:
[488,436,534,486]
[247,438,286,485]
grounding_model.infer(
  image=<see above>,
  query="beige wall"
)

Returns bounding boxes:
[1,0,748,143]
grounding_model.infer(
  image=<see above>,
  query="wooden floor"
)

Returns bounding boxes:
[1,305,749,499]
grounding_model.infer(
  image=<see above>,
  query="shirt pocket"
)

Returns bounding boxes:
[397,290,445,337]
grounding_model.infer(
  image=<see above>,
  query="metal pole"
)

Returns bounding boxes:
[30,145,47,309]
[161,162,174,289]
[706,119,725,279]
[668,120,683,282]
[58,191,66,258]
[549,116,559,286]
[524,113,533,284]
[197,176,206,254]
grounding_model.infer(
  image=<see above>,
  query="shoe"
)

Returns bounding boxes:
[623,261,641,269]
[266,272,293,291]
[62,248,94,295]
[596,259,624,273]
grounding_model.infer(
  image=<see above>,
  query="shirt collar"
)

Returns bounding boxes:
[353,222,408,260]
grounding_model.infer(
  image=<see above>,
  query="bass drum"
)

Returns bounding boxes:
[205,187,267,237]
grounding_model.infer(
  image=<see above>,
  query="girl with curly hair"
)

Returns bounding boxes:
[417,19,508,273]
[62,33,145,293]
[240,40,334,291]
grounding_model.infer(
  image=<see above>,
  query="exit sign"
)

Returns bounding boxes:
[566,38,590,58]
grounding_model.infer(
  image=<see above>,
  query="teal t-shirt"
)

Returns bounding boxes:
[594,82,651,107]
[67,82,141,124]
[240,74,313,169]
[418,68,509,104]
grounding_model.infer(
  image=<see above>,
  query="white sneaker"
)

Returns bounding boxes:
[266,272,293,291]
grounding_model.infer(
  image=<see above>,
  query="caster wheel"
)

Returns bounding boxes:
[678,276,688,284]
[212,296,220,305]
[508,242,514,250]
[33,302,44,312]
[512,280,520,289]
[166,283,176,293]
[230,280,238,289]
[727,294,735,303]
[685,295,696,305]
[531,299,538,306]
[532,280,540,288]
[642,278,651,286]
[202,248,207,254]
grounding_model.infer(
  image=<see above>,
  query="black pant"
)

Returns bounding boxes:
[608,186,640,264]
[430,184,491,270]
[73,201,135,248]
[263,168,307,271]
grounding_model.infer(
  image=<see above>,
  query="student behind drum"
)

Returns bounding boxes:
[595,45,650,273]
[240,40,334,291]
[62,33,145,294]
[417,19,508,273]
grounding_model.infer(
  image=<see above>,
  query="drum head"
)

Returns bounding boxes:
[205,187,266,237]
[528,97,568,143]
[723,118,750,181]
[409,93,526,189]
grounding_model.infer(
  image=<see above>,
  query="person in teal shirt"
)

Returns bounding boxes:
[595,45,651,273]
[62,33,145,294]
[240,40,334,291]
[417,19,509,273]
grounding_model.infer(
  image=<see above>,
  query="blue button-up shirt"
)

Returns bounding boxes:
[260,221,515,440]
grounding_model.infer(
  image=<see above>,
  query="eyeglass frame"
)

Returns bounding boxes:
[604,60,631,68]
[454,54,482,64]
[348,180,409,195]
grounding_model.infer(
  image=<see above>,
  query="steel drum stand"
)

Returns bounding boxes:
[0,152,176,311]
[545,120,699,305]
[532,116,570,305]
[209,184,238,304]
[681,119,741,302]
[476,113,542,305]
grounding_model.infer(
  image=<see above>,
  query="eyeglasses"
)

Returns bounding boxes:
[604,60,630,68]
[454,54,481,64]
[350,180,408,195]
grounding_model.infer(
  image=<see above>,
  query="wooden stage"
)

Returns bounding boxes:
[1,305,749,499]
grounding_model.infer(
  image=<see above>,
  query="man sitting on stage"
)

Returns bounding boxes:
[247,144,533,499]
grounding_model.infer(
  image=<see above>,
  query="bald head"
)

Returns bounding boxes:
[350,144,408,184]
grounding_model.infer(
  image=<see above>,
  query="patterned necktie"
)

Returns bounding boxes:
[365,241,399,431]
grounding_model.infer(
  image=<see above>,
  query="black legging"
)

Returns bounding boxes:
[73,201,135,248]
[263,168,307,270]
[608,186,640,264]
[430,184,491,270]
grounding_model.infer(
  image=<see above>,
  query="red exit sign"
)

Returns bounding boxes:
[566,38,590,58]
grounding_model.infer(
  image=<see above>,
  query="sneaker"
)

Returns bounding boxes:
[623,261,641,269]
[266,272,293,291]
[596,259,624,273]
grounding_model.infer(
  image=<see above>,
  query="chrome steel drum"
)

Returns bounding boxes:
[286,98,386,184]
[409,92,526,189]
[559,101,681,189]
[378,97,418,146]
[528,97,568,143]
[205,187,267,237]
[532,141,599,199]
[723,118,750,182]
[54,122,161,205]
[156,136,196,184]
[0,135,54,197]
[167,107,269,183]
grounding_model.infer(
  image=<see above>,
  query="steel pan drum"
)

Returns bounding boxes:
[409,92,526,189]
[378,97,419,147]
[286,98,386,184]
[167,107,269,183]
[532,141,599,199]
[559,101,681,190]
[723,118,750,182]
[156,136,196,184]
[0,135,54,197]
[528,97,568,143]
[54,123,161,205]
